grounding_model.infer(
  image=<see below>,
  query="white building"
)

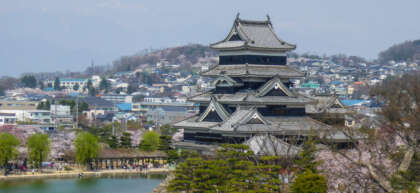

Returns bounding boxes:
[50,105,73,125]
[0,110,51,124]
[45,78,87,92]
[50,105,71,116]
[0,113,17,126]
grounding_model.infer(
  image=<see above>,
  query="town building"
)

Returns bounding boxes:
[80,96,116,122]
[146,106,196,125]
[101,94,133,104]
[50,105,73,125]
[132,98,198,115]
[0,100,38,110]
[46,79,87,92]
[0,113,17,126]
[173,15,343,153]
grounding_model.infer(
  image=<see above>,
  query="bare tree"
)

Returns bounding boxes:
[320,72,420,192]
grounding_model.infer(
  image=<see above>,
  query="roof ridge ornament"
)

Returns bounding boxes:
[236,13,240,22]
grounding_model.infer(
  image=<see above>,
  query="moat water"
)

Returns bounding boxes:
[0,174,164,193]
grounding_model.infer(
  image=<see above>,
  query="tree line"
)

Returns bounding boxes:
[0,132,101,175]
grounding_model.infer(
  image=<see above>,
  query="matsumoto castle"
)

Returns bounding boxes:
[173,15,346,154]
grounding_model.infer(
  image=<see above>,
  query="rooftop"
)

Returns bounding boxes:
[210,14,296,52]
[189,92,313,105]
[201,64,305,78]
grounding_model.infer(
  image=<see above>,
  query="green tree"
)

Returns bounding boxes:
[119,132,132,148]
[38,80,44,90]
[74,132,100,167]
[37,101,51,110]
[168,144,260,193]
[27,133,51,169]
[127,83,136,94]
[73,83,80,91]
[45,100,51,110]
[78,101,89,112]
[167,157,203,193]
[0,133,20,174]
[139,131,160,151]
[158,135,171,152]
[108,135,119,149]
[294,135,319,173]
[255,156,283,192]
[290,170,327,193]
[167,150,179,164]
[86,79,97,96]
[99,77,110,93]
[53,77,61,90]
[37,102,45,110]
[159,124,177,136]
[20,75,37,88]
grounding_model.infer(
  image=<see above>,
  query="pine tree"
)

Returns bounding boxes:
[107,136,119,149]
[54,77,61,90]
[290,170,327,193]
[158,135,171,152]
[119,132,132,148]
[167,157,203,193]
[73,83,80,91]
[99,77,110,93]
[20,75,37,88]
[294,135,319,173]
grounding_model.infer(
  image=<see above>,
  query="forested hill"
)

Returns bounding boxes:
[112,44,218,72]
[378,39,420,63]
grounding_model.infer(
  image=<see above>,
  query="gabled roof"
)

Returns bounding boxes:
[212,107,269,131]
[212,75,243,87]
[256,76,294,97]
[197,96,230,122]
[330,97,345,108]
[305,95,350,114]
[245,135,301,156]
[210,14,296,52]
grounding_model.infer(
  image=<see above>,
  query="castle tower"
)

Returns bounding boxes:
[173,15,332,153]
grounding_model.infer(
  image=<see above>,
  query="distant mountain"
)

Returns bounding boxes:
[112,44,218,72]
[378,39,420,63]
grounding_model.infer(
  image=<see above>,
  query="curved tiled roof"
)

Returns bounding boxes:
[189,92,313,105]
[210,16,296,52]
[201,64,305,78]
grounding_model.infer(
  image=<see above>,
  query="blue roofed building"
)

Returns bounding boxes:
[117,103,132,112]
[341,99,370,107]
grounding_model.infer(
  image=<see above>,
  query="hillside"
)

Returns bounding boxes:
[112,44,218,72]
[378,39,420,63]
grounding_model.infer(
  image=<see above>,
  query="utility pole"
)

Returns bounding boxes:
[75,96,79,129]
[112,118,115,136]
[54,97,57,129]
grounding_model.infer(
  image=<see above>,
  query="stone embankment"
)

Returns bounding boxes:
[151,173,174,193]
[0,168,169,180]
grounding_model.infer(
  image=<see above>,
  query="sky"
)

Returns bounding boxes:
[1,0,420,77]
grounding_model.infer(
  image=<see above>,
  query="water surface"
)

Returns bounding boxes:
[0,174,164,193]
